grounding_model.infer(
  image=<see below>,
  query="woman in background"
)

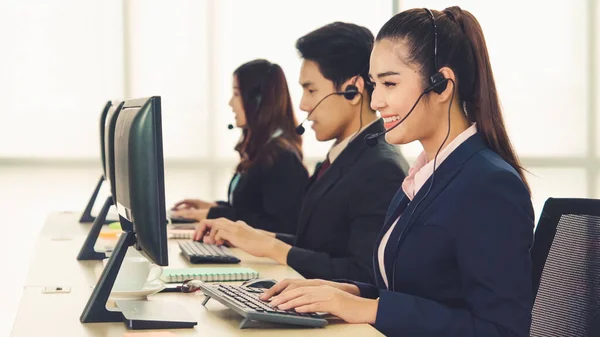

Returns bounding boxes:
[172,59,308,235]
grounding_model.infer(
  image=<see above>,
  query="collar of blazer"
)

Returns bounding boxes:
[372,132,488,288]
[311,118,385,182]
[296,119,387,239]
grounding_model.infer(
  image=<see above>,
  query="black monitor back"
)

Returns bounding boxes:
[114,96,168,266]
[99,101,113,179]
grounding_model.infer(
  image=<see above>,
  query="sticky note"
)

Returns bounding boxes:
[108,222,122,230]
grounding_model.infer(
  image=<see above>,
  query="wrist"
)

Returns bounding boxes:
[340,283,360,296]
[257,229,276,237]
[361,298,379,325]
[268,238,291,265]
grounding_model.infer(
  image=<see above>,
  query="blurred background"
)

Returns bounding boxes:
[0,0,598,334]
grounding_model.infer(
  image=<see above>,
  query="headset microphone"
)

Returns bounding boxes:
[295,123,307,135]
[295,85,359,135]
[364,89,429,147]
[227,124,234,130]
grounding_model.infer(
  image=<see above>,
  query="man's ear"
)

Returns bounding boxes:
[342,76,365,106]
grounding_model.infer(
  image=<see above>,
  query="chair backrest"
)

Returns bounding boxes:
[530,198,600,337]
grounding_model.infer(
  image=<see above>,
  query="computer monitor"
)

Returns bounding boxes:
[77,101,124,260]
[80,96,195,329]
[114,96,168,265]
[80,101,115,223]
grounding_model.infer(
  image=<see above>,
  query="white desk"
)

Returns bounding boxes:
[24,224,305,288]
[11,213,383,336]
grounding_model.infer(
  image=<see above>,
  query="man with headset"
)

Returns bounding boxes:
[194,22,408,284]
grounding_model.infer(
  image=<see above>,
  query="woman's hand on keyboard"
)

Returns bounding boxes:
[260,279,360,301]
[265,284,378,324]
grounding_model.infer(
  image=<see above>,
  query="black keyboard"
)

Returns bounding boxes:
[178,241,240,264]
[199,283,328,328]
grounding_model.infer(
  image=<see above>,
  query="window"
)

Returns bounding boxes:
[0,0,393,164]
[0,0,123,159]
[126,0,211,159]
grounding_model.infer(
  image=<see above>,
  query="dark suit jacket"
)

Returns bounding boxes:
[277,119,408,283]
[353,133,534,337]
[207,142,308,235]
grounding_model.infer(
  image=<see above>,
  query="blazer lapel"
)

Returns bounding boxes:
[371,189,410,289]
[305,162,322,192]
[381,133,487,288]
[295,163,342,239]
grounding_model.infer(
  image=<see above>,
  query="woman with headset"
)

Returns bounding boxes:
[259,7,534,337]
[171,59,308,235]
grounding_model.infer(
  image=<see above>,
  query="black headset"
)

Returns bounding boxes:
[253,62,275,111]
[384,8,456,292]
[295,76,361,135]
[336,63,364,101]
[341,84,359,100]
[425,8,449,95]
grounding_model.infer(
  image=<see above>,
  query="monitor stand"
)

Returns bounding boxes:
[80,230,197,329]
[117,300,197,330]
[79,175,112,224]
[77,196,113,260]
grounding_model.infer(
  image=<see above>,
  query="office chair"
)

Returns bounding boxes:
[530,198,600,337]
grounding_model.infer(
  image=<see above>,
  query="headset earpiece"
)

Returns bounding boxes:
[253,62,273,113]
[342,84,359,100]
[426,72,449,94]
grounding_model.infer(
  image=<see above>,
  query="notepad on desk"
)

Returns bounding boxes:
[160,267,259,283]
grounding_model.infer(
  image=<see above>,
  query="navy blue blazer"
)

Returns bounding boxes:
[353,133,534,337]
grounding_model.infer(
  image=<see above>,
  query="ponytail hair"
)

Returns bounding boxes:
[377,6,529,193]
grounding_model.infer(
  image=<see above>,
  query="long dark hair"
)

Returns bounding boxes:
[377,6,529,192]
[233,59,302,173]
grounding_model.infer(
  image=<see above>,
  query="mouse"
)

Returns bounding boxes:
[241,278,277,289]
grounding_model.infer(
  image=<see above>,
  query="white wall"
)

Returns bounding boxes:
[0,0,393,163]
